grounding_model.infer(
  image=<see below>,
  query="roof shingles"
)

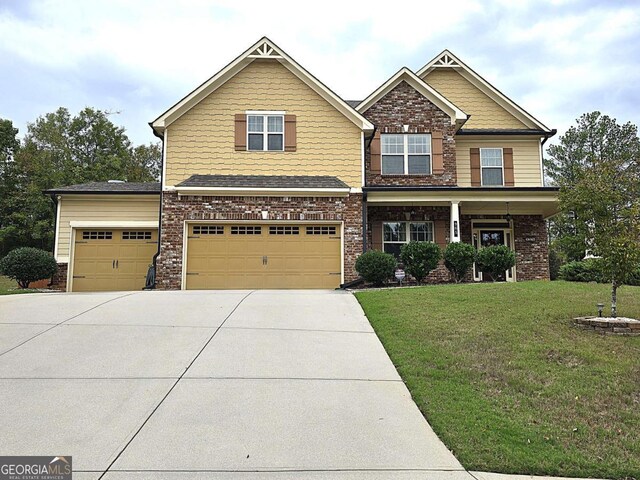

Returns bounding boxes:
[45,182,161,194]
[176,175,349,189]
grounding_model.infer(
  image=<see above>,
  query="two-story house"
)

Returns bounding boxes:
[46,37,558,292]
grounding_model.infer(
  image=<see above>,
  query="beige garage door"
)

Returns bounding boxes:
[186,224,341,289]
[72,229,158,292]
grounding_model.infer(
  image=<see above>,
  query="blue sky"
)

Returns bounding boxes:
[1,0,639,146]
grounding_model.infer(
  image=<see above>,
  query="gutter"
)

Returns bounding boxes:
[363,186,560,192]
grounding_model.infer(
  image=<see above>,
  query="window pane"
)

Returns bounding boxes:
[247,115,263,133]
[383,222,406,242]
[482,167,503,186]
[267,133,283,151]
[381,134,404,154]
[383,243,402,259]
[248,133,263,150]
[408,155,430,174]
[382,155,404,174]
[481,148,502,166]
[408,134,431,154]
[267,115,283,133]
[410,222,433,242]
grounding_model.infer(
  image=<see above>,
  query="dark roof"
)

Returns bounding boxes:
[45,182,161,195]
[176,175,349,189]
[346,100,362,108]
[456,128,555,136]
[363,185,559,192]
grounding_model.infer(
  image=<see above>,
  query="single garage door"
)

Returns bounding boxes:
[186,223,341,289]
[72,229,158,292]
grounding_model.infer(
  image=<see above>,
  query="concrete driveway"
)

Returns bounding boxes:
[0,290,470,479]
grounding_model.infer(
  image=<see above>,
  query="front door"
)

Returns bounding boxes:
[473,227,515,282]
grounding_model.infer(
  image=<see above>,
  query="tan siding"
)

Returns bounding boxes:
[165,60,362,188]
[424,69,527,129]
[455,137,542,187]
[56,195,160,261]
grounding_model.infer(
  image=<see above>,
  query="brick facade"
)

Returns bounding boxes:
[362,81,457,186]
[49,262,68,291]
[156,192,363,289]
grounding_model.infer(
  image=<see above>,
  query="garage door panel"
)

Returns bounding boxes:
[186,223,341,290]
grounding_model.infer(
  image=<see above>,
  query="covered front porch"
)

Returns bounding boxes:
[363,186,559,282]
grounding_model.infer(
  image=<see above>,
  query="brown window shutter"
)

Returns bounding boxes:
[434,220,447,248]
[234,114,246,151]
[470,148,481,186]
[284,114,296,152]
[503,147,514,186]
[371,221,383,251]
[370,131,381,174]
[432,131,444,175]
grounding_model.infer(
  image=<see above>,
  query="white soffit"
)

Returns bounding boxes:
[417,50,551,131]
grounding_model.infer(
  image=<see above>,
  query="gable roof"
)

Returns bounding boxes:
[176,174,348,189]
[45,182,160,195]
[151,37,374,135]
[417,50,551,132]
[355,67,468,126]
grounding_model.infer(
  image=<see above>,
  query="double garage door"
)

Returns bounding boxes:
[72,229,158,292]
[186,223,342,289]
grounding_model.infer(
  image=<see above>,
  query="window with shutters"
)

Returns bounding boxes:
[480,148,504,186]
[247,114,284,151]
[381,134,431,175]
[382,222,434,258]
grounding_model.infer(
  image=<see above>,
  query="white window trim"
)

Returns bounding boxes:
[480,147,504,186]
[381,134,432,175]
[382,221,435,253]
[247,113,284,152]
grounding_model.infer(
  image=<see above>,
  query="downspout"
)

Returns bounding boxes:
[144,125,165,290]
[540,129,557,186]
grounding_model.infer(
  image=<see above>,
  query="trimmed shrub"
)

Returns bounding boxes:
[400,241,441,284]
[559,259,606,283]
[0,247,58,289]
[476,245,516,282]
[355,250,397,287]
[444,242,476,283]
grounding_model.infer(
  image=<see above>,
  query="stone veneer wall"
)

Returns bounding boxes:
[49,262,68,291]
[362,81,457,186]
[156,192,363,289]
[460,214,549,281]
[366,205,452,283]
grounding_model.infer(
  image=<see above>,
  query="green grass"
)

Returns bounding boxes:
[0,275,38,295]
[355,281,640,480]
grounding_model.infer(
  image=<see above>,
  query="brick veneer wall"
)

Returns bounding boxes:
[460,214,549,281]
[156,192,363,289]
[49,262,68,291]
[362,81,457,186]
[366,205,452,282]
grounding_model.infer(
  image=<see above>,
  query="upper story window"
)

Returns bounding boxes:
[382,221,434,257]
[480,148,504,186]
[381,134,431,175]
[247,114,284,151]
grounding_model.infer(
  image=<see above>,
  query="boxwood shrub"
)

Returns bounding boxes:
[0,247,58,289]
[355,250,397,287]
[444,242,476,283]
[399,241,441,284]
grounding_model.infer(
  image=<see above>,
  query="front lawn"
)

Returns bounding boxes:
[355,281,640,480]
[0,275,37,295]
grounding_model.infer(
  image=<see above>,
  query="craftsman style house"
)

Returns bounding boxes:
[46,37,558,292]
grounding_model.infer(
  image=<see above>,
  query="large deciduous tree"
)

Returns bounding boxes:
[0,108,161,256]
[549,112,640,316]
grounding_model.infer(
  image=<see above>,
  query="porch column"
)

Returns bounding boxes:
[450,201,461,243]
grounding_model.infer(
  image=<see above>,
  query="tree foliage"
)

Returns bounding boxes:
[444,242,476,283]
[0,108,161,256]
[550,112,640,316]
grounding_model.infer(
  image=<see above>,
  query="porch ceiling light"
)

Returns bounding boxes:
[505,202,512,223]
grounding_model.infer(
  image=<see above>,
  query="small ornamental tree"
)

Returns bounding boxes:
[444,242,476,283]
[355,250,396,287]
[0,247,58,288]
[400,241,441,284]
[476,245,515,282]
